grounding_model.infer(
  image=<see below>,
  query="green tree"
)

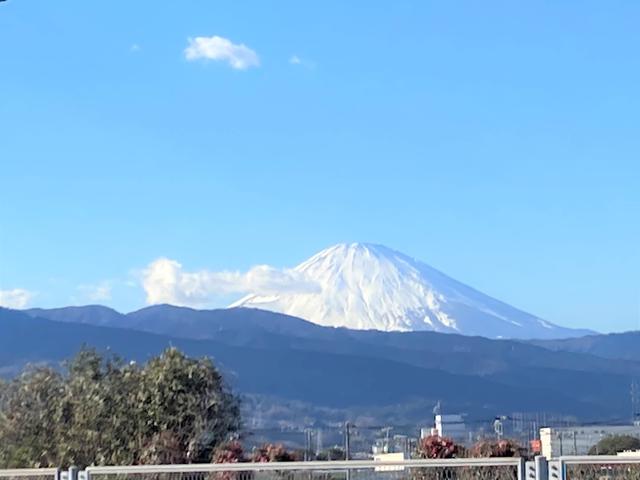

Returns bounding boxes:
[589,435,640,455]
[0,368,65,468]
[0,347,240,468]
[139,348,240,463]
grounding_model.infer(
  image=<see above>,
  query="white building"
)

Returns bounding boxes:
[434,414,467,443]
[420,427,435,439]
[618,450,640,457]
[373,452,406,471]
[540,425,640,458]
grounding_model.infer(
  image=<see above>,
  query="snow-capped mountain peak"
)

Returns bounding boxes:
[231,243,588,339]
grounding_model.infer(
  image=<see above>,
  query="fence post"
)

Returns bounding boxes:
[548,459,563,480]
[534,456,548,480]
[517,457,526,480]
[68,466,78,480]
[525,460,536,479]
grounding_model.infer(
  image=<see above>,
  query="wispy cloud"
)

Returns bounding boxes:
[289,54,316,69]
[0,289,34,309]
[185,36,259,70]
[130,43,141,53]
[77,282,112,302]
[142,258,318,307]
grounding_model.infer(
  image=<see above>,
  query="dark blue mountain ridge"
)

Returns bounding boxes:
[4,305,640,424]
[0,307,586,414]
[24,304,639,376]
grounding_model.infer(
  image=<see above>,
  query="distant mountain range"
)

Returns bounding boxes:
[232,243,591,339]
[1,305,637,427]
[530,332,640,362]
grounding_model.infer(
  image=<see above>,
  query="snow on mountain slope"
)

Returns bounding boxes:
[231,243,590,339]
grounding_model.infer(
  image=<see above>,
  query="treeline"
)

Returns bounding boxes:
[0,346,529,469]
[0,348,240,468]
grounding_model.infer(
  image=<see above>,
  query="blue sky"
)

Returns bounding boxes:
[0,0,638,332]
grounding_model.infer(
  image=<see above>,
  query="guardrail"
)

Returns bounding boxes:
[0,468,59,480]
[83,459,525,480]
[553,455,640,480]
[84,458,525,472]
[6,455,640,480]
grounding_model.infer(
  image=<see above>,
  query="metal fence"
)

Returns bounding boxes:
[553,455,640,480]
[4,455,640,480]
[82,459,524,480]
[0,468,59,480]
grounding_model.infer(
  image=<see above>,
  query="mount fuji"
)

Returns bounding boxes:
[231,243,590,339]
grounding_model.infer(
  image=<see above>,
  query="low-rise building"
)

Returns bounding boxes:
[617,450,640,457]
[434,414,468,443]
[540,425,640,458]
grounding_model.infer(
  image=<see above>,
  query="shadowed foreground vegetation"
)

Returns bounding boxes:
[0,348,240,468]
[0,346,527,471]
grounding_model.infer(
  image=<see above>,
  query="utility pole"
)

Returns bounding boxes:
[382,426,392,453]
[344,422,352,460]
[315,428,322,457]
[631,380,640,425]
[304,429,312,461]
[344,422,352,480]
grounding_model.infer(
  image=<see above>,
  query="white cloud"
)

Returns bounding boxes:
[130,43,141,53]
[289,54,316,69]
[77,282,112,302]
[142,258,319,307]
[0,289,34,309]
[184,36,259,70]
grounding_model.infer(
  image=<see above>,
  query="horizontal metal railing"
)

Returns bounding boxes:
[22,455,640,480]
[0,468,59,480]
[85,458,525,473]
[556,455,640,480]
[560,454,640,464]
[83,458,525,480]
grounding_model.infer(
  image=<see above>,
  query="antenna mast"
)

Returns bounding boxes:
[631,379,640,425]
